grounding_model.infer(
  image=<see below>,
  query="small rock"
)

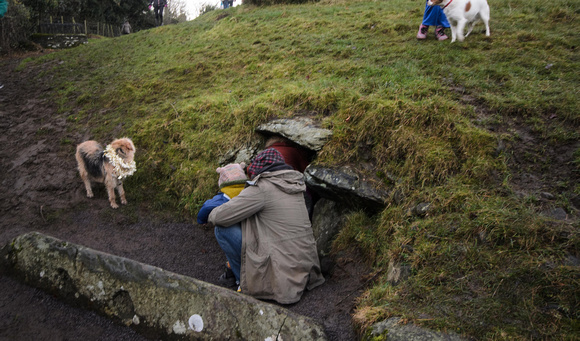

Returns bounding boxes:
[477,231,487,243]
[386,260,411,286]
[370,317,465,340]
[543,207,568,220]
[494,139,506,157]
[540,192,555,200]
[564,255,579,267]
[412,202,431,217]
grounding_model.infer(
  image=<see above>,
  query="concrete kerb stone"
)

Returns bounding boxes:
[0,232,327,340]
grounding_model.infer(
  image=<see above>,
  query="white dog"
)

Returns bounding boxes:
[427,0,490,43]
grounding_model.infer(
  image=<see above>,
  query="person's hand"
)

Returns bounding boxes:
[148,5,151,9]
[164,4,167,7]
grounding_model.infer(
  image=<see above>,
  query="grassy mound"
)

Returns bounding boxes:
[22,0,578,338]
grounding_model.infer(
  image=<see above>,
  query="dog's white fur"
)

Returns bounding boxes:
[428,0,490,43]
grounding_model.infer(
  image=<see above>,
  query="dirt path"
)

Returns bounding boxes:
[0,54,370,341]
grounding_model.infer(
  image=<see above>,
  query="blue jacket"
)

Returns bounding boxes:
[197,193,229,224]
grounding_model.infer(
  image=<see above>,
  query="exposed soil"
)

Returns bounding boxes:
[0,53,372,341]
[459,85,580,217]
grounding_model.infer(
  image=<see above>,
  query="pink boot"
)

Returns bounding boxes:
[435,26,448,41]
[417,24,428,39]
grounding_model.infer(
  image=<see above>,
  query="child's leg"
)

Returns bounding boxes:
[214,224,242,283]
[422,2,449,28]
[418,1,435,39]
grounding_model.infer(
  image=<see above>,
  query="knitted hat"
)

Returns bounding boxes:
[247,148,287,180]
[217,162,247,188]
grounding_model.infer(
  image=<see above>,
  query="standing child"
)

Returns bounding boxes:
[417,0,449,41]
[197,163,247,290]
[121,20,131,34]
[149,0,167,26]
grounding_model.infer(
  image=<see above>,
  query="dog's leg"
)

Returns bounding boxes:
[481,5,491,36]
[450,24,457,43]
[117,184,128,205]
[456,19,467,42]
[76,152,94,198]
[465,19,477,37]
[79,169,94,198]
[83,179,94,198]
[484,19,490,37]
[105,177,119,209]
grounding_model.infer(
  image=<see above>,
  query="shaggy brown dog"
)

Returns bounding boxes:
[75,138,136,209]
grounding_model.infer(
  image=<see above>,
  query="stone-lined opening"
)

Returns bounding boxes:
[218,117,393,274]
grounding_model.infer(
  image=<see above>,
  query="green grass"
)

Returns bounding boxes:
[20,0,579,339]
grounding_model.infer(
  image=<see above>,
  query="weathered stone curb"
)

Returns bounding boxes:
[0,232,327,340]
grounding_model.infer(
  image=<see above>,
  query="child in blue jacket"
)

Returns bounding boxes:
[197,163,247,289]
[417,0,450,41]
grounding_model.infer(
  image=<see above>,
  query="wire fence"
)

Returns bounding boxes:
[39,17,122,37]
[1,11,123,54]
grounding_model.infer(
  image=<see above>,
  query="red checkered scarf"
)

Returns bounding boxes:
[247,148,291,180]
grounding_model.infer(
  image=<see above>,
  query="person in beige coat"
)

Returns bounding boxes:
[208,148,324,304]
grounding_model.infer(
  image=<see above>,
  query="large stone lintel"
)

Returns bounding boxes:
[256,117,332,152]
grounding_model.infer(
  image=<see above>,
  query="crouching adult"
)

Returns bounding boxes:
[208,148,324,304]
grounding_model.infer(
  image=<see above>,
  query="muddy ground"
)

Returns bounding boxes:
[0,53,372,340]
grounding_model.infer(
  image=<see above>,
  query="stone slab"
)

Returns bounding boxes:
[0,232,326,340]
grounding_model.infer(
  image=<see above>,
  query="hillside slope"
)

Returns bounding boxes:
[19,0,580,339]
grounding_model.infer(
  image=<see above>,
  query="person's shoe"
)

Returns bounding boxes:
[417,24,429,39]
[435,26,448,41]
[237,285,241,293]
[218,267,237,289]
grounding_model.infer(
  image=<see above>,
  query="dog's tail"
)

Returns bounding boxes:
[79,148,106,178]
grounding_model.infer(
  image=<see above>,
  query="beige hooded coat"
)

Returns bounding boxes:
[208,169,324,304]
